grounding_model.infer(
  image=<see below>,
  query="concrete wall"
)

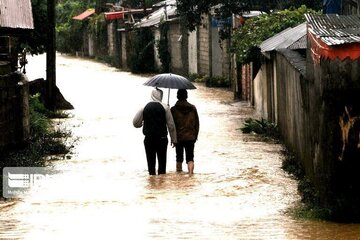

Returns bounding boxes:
[0,71,30,151]
[107,22,115,57]
[275,50,311,175]
[198,15,211,76]
[210,18,231,79]
[120,31,127,70]
[211,21,222,77]
[253,66,268,119]
[255,50,312,177]
[241,63,252,102]
[221,38,231,79]
[188,30,198,74]
[255,46,360,214]
[88,33,94,57]
[168,20,188,76]
[306,45,360,208]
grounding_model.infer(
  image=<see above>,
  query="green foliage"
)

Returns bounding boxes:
[188,73,204,82]
[281,150,334,221]
[0,94,73,168]
[88,13,108,57]
[29,94,51,139]
[56,0,91,54]
[18,0,47,54]
[0,94,74,199]
[281,0,322,10]
[157,22,171,73]
[281,150,304,180]
[177,0,320,32]
[122,0,162,8]
[240,118,279,138]
[189,74,229,87]
[232,6,317,64]
[204,76,230,88]
[128,28,155,73]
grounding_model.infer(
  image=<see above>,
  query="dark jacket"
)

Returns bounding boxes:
[133,89,177,143]
[142,101,167,138]
[171,100,199,141]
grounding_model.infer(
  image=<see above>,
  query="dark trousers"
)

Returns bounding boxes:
[144,136,168,175]
[176,140,195,164]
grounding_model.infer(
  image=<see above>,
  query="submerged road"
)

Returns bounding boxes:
[0,54,359,239]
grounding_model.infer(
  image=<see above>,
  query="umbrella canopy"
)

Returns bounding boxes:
[143,73,196,89]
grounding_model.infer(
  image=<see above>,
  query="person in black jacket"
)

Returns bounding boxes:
[133,88,177,175]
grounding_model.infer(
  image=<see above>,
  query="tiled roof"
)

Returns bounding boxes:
[0,0,34,29]
[305,13,360,46]
[72,9,95,21]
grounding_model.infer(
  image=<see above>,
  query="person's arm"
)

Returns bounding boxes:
[165,107,177,145]
[133,108,144,128]
[194,106,200,140]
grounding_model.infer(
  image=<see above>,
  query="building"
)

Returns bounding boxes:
[0,0,34,150]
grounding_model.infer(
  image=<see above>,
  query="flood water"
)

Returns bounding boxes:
[0,54,359,239]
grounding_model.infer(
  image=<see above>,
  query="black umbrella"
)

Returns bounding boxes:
[143,73,196,104]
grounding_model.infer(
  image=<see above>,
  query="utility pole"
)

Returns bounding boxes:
[46,0,56,110]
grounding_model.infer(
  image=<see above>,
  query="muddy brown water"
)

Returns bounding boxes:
[0,54,359,239]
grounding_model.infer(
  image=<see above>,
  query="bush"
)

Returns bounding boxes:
[240,118,279,138]
[157,22,171,73]
[56,0,90,54]
[0,94,74,168]
[232,6,317,64]
[128,28,155,73]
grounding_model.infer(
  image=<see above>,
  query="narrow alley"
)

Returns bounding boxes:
[0,54,359,239]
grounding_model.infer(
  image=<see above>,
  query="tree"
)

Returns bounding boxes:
[232,6,316,65]
[96,0,107,13]
[56,0,90,54]
[176,0,321,32]
[122,0,162,9]
[19,0,48,54]
[177,0,278,31]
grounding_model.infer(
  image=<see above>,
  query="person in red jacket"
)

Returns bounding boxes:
[171,89,199,174]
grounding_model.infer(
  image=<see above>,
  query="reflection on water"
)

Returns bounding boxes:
[0,54,359,239]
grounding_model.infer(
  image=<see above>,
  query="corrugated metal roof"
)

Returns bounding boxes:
[260,22,307,53]
[278,49,306,75]
[72,9,95,21]
[135,0,177,28]
[0,0,34,29]
[305,13,360,46]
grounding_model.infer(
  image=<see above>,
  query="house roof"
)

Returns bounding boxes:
[104,8,153,21]
[260,22,307,53]
[305,13,360,46]
[72,9,95,21]
[0,0,34,29]
[135,0,177,28]
[105,11,125,21]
